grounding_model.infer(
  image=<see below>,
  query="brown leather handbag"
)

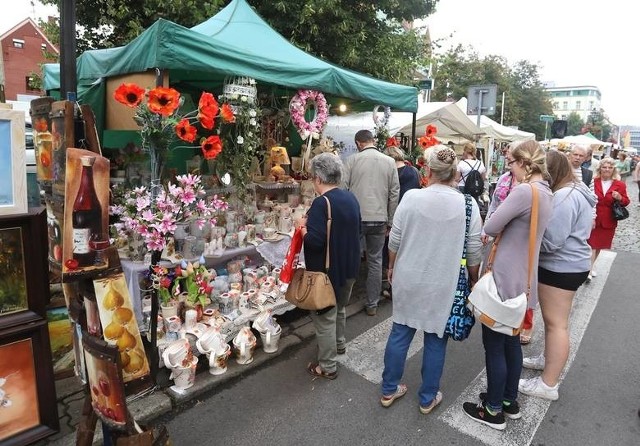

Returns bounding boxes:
[285,196,337,311]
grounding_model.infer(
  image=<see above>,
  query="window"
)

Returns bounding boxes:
[553,102,559,109]
[12,38,24,48]
[25,76,36,91]
[41,43,47,50]
[576,101,581,110]
[589,101,594,110]
[562,101,568,110]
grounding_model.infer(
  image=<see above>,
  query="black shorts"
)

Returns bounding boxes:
[538,266,589,291]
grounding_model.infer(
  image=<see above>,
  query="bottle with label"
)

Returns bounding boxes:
[72,156,102,267]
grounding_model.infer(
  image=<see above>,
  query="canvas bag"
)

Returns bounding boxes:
[444,194,475,341]
[284,196,337,311]
[468,184,539,336]
[462,160,484,197]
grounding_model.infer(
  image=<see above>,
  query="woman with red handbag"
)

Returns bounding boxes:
[294,153,361,380]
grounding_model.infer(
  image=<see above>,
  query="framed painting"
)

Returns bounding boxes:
[46,306,75,379]
[82,333,131,431]
[0,209,50,326]
[0,109,27,217]
[0,321,59,445]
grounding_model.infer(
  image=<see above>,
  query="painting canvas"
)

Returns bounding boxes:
[46,306,74,377]
[93,274,150,383]
[0,109,27,216]
[82,336,128,429]
[62,148,110,277]
[0,339,40,441]
[0,227,28,316]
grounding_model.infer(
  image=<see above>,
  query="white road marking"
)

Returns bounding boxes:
[337,317,424,384]
[439,250,616,445]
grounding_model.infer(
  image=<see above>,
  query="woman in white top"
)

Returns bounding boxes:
[457,142,487,191]
[380,144,482,414]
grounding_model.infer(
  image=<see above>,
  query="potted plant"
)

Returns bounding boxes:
[150,265,178,319]
[175,258,213,321]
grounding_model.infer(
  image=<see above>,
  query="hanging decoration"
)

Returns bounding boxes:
[373,105,392,151]
[289,90,329,140]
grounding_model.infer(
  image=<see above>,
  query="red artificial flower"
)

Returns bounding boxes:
[201,135,223,160]
[386,137,399,148]
[425,124,438,137]
[198,92,219,117]
[220,103,236,123]
[147,87,181,116]
[418,136,432,149]
[198,92,219,130]
[198,113,216,130]
[176,119,197,143]
[114,83,146,108]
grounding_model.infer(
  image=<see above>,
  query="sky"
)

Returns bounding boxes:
[424,0,639,126]
[1,1,638,125]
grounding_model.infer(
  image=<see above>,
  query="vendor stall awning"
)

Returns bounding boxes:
[43,0,417,112]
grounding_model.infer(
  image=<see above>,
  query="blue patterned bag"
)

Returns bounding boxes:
[444,195,475,341]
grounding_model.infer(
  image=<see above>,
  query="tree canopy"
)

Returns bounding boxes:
[40,0,437,85]
[430,45,554,139]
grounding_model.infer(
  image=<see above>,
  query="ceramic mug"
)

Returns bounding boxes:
[162,340,190,369]
[170,356,198,389]
[260,325,282,354]
[263,227,277,240]
[209,343,231,375]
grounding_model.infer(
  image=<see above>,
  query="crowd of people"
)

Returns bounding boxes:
[292,130,633,430]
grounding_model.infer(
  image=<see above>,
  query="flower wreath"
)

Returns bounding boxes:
[289,90,329,140]
[373,105,391,129]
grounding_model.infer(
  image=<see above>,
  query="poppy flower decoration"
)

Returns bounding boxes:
[201,135,224,160]
[114,83,236,179]
[417,124,439,149]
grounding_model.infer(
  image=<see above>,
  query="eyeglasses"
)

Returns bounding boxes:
[506,158,517,165]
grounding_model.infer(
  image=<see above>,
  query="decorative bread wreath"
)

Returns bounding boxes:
[373,105,391,128]
[289,90,329,140]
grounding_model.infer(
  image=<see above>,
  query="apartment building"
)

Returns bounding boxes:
[545,85,602,122]
[0,18,58,101]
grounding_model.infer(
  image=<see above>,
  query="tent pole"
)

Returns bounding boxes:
[411,112,417,155]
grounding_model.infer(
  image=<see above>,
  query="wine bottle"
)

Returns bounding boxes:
[72,156,102,267]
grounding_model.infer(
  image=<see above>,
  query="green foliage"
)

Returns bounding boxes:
[431,46,554,139]
[566,112,584,136]
[583,108,612,141]
[40,0,438,84]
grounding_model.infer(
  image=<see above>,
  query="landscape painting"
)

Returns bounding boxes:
[47,306,74,377]
[0,227,28,317]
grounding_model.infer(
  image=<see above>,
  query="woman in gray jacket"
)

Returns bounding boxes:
[519,150,595,401]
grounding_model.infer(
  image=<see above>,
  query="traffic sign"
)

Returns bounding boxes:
[539,114,555,122]
[419,79,434,91]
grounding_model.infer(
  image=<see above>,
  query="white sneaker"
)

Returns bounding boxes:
[522,353,545,370]
[591,269,597,278]
[518,376,559,401]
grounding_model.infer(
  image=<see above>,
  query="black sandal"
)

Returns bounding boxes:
[306,362,337,380]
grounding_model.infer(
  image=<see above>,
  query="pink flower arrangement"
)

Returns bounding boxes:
[289,89,329,140]
[110,173,228,252]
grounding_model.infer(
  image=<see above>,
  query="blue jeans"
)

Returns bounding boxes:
[382,322,449,406]
[482,324,522,411]
[361,222,386,308]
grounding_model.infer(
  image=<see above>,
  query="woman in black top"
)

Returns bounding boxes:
[295,153,361,379]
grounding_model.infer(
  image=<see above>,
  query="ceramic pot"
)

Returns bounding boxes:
[127,231,147,262]
[169,356,198,390]
[260,325,282,354]
[208,344,231,375]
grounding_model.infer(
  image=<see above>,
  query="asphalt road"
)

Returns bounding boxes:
[159,179,640,445]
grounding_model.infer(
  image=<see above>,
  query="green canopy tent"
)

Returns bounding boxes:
[43,0,418,123]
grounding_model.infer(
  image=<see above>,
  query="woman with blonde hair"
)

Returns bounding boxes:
[587,157,630,280]
[463,140,553,430]
[380,144,482,414]
[519,150,595,400]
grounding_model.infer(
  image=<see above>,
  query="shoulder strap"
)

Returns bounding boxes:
[322,195,332,271]
[526,184,539,297]
[460,195,472,265]
[485,183,539,292]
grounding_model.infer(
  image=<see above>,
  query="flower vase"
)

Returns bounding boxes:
[127,231,147,262]
[161,303,178,320]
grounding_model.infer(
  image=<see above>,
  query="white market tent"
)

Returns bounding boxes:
[560,134,609,146]
[324,97,485,155]
[466,114,535,142]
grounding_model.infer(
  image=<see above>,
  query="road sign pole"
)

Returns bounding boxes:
[476,90,484,128]
[545,121,549,141]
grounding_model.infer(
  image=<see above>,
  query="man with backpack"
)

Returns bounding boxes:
[456,142,487,198]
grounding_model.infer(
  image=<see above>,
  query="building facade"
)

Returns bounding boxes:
[0,18,58,101]
[545,85,602,123]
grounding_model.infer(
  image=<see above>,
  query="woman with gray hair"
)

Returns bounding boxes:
[293,153,361,379]
[380,145,482,414]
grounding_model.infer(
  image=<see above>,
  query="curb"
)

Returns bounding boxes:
[50,300,367,445]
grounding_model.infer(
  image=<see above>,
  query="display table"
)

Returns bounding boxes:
[120,234,295,332]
